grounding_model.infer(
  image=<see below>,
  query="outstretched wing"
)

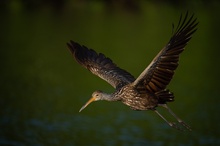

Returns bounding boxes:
[132,12,198,92]
[67,41,135,89]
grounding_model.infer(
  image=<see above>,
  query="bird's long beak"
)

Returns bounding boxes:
[79,96,96,112]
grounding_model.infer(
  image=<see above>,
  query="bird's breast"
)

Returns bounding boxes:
[119,85,158,110]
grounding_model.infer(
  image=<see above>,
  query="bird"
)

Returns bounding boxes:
[67,12,198,131]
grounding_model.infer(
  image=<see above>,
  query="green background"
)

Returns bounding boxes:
[1,0,220,145]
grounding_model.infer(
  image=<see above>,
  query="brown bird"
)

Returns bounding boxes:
[67,12,198,130]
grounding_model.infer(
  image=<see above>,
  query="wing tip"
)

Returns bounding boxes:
[177,12,198,32]
[67,40,79,54]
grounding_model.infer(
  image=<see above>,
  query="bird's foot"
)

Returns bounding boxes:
[179,121,192,131]
[169,122,183,131]
[169,121,191,131]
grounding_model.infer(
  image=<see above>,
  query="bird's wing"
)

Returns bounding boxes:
[132,12,198,92]
[67,41,135,90]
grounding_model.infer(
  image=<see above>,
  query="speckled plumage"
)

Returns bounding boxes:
[67,12,198,130]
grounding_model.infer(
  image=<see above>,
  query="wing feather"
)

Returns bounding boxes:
[67,41,135,89]
[132,12,198,92]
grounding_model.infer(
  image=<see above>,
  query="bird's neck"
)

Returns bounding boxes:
[101,92,120,101]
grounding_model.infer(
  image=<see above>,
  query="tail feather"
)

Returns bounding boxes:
[156,89,174,104]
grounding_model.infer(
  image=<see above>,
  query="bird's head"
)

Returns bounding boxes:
[79,90,103,112]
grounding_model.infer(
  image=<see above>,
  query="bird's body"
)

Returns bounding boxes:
[116,85,159,110]
[106,84,166,110]
[67,12,198,130]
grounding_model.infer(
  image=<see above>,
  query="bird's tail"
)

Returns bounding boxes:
[156,89,174,104]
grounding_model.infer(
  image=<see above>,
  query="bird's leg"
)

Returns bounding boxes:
[159,104,191,131]
[154,110,182,130]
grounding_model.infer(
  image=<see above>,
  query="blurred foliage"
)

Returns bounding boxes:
[0,0,219,13]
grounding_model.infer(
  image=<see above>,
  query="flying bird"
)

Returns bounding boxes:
[67,12,198,130]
